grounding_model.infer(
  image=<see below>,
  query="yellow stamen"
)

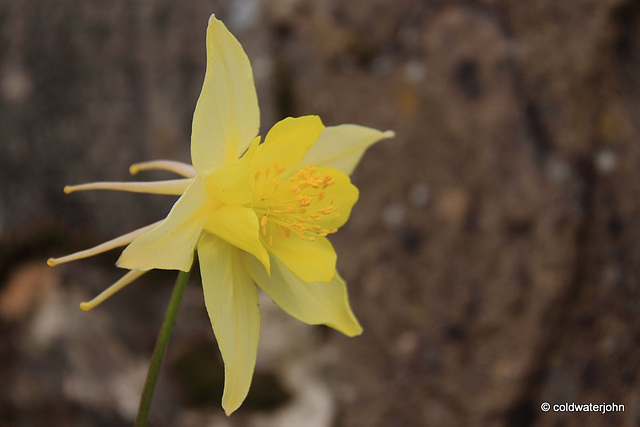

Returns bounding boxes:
[129,160,196,178]
[64,179,192,196]
[251,165,344,243]
[47,220,162,266]
[274,161,284,175]
[79,270,146,311]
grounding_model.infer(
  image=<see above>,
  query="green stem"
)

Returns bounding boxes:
[135,269,191,427]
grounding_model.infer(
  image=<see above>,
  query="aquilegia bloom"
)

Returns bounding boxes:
[48,15,393,414]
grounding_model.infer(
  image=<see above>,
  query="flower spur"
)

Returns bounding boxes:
[48,15,394,415]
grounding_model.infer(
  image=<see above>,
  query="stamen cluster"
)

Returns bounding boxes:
[252,164,339,246]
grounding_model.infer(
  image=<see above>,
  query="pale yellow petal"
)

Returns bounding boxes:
[117,178,208,271]
[267,233,336,283]
[79,270,146,311]
[64,179,192,196]
[204,136,260,205]
[47,220,163,266]
[251,116,324,180]
[302,124,395,175]
[204,205,270,273]
[245,255,362,337]
[191,15,259,173]
[198,234,260,415]
[129,160,196,178]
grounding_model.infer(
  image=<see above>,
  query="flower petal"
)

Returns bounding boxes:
[204,136,260,206]
[198,233,260,415]
[203,205,270,273]
[267,233,336,283]
[245,255,362,337]
[79,270,146,311]
[129,160,196,178]
[116,178,207,271]
[191,15,260,174]
[47,220,163,266]
[251,116,324,180]
[302,124,395,175]
[64,179,192,196]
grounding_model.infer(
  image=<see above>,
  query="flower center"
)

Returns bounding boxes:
[252,163,339,246]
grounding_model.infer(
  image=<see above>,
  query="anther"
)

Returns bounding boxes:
[274,161,284,175]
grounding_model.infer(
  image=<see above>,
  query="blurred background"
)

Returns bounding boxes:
[1,0,640,426]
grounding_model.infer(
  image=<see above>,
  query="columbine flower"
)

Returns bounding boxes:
[48,15,393,415]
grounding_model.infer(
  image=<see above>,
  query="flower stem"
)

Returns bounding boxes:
[135,269,191,427]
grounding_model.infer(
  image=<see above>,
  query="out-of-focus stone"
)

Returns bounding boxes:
[4,0,640,426]
[436,188,470,230]
[0,261,56,321]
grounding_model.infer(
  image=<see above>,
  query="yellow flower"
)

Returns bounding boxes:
[48,15,393,415]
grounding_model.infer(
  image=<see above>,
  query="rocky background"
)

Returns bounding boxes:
[1,0,640,426]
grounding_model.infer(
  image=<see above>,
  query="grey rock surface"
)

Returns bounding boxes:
[2,1,640,426]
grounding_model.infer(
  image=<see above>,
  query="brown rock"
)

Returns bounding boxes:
[3,1,640,426]
[0,261,57,321]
